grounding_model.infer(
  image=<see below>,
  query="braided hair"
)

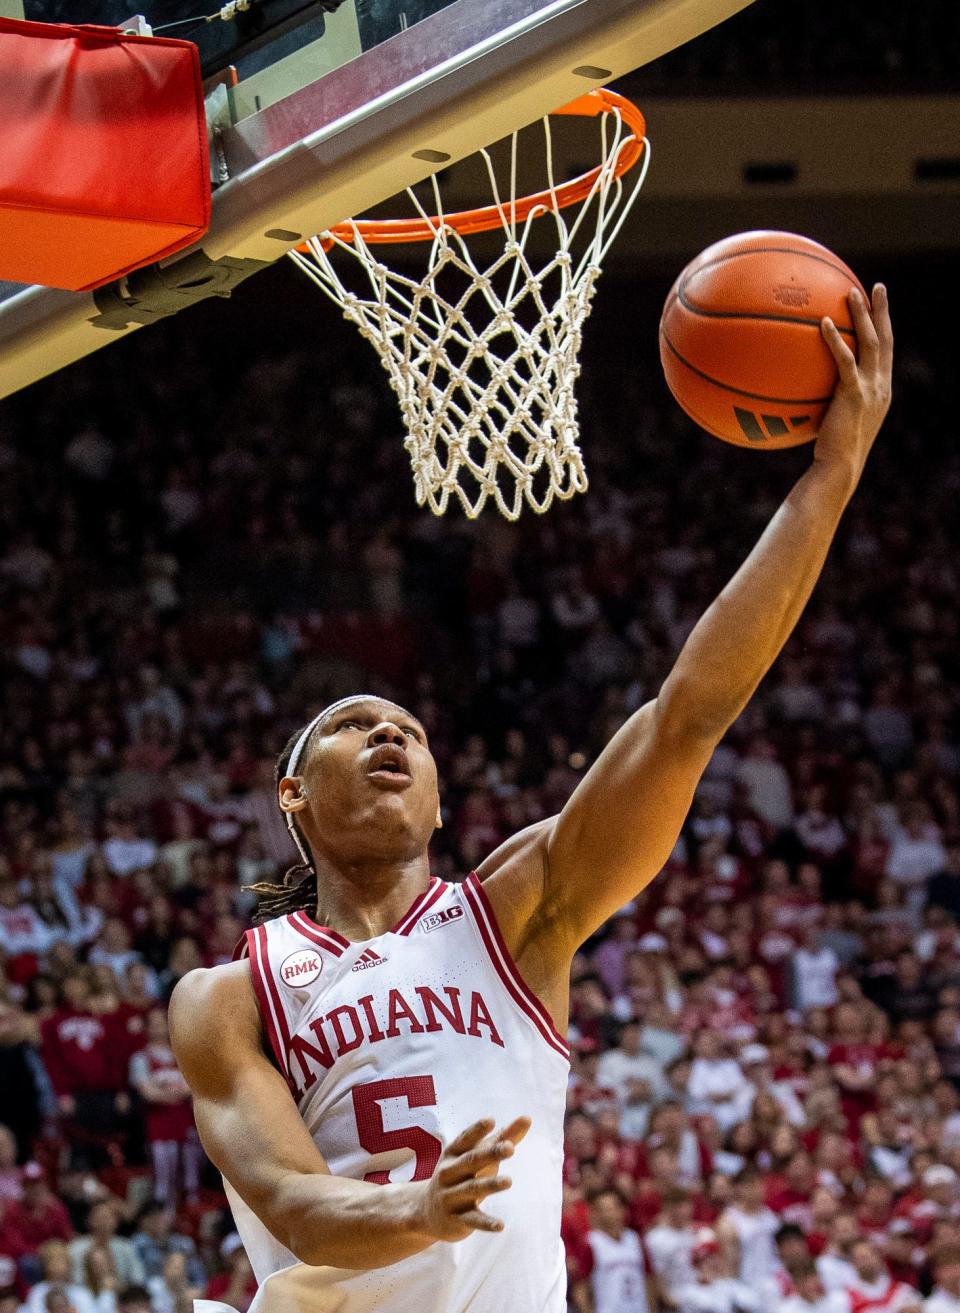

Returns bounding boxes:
[246,726,320,924]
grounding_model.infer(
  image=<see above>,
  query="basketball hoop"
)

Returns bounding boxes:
[290,89,649,520]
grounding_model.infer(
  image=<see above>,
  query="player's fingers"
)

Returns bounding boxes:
[500,1116,532,1146]
[848,285,879,371]
[446,1118,496,1157]
[872,283,893,376]
[821,317,859,387]
[457,1209,505,1234]
[438,1140,514,1186]
[446,1176,513,1206]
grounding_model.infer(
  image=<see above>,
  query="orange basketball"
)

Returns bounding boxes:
[659,231,867,449]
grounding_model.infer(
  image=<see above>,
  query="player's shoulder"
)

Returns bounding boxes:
[171,957,252,1006]
[169,961,258,1058]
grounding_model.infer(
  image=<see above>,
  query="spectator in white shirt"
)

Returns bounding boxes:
[735,736,794,830]
[816,1215,862,1292]
[792,925,841,1012]
[756,1224,812,1313]
[925,1247,960,1313]
[22,1241,98,1313]
[795,787,848,864]
[102,810,158,877]
[781,1260,852,1313]
[675,1231,761,1313]
[731,1045,806,1128]
[717,1168,780,1286]
[0,880,60,957]
[646,1187,698,1306]
[597,1021,670,1108]
[688,1030,752,1134]
[886,809,948,901]
[87,919,143,982]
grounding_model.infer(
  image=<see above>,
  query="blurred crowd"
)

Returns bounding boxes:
[0,264,958,1313]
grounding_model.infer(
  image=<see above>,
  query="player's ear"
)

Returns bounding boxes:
[435,796,442,830]
[278,775,309,815]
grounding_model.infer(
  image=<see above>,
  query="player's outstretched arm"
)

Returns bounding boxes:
[502,286,892,948]
[169,961,529,1270]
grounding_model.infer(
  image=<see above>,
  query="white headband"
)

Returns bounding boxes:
[282,694,400,868]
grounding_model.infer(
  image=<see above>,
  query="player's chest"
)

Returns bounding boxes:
[281,942,509,1100]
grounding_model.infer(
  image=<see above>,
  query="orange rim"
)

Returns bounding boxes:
[302,88,645,250]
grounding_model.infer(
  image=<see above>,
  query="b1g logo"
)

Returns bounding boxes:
[421,905,464,934]
[280,949,323,987]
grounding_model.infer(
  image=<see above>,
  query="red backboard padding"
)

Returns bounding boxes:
[0,18,210,291]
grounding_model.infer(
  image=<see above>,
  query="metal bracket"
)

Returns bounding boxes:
[117,13,153,35]
[205,83,233,185]
[89,250,270,330]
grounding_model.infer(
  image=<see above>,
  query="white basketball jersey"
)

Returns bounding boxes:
[224,875,569,1313]
[587,1229,649,1313]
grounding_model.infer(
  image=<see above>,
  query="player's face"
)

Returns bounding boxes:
[290,699,440,863]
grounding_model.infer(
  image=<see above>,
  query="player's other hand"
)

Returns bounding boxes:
[417,1115,531,1242]
[815,283,893,482]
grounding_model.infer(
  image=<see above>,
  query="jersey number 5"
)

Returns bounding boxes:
[352,1076,443,1185]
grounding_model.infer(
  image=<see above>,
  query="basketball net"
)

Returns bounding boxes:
[290,91,649,520]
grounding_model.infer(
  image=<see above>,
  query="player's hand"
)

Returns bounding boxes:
[417,1115,531,1242]
[814,283,893,481]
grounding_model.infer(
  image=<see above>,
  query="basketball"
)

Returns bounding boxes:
[659,230,868,449]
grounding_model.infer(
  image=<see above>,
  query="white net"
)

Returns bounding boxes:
[290,103,650,520]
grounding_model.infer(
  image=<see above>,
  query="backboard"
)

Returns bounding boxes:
[0,0,756,399]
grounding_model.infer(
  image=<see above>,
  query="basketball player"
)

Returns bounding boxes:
[170,286,893,1312]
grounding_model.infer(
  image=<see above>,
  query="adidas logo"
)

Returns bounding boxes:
[734,406,811,442]
[351,948,387,972]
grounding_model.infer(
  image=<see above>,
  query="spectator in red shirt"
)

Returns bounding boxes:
[631,1146,687,1231]
[39,971,130,1167]
[129,1007,200,1205]
[767,1151,817,1228]
[858,1177,897,1238]
[828,1003,896,1124]
[882,1221,923,1288]
[0,1203,26,1306]
[2,1163,72,1257]
[895,1166,960,1245]
[204,1237,257,1312]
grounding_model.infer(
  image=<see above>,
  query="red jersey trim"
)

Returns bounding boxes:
[246,926,297,1096]
[287,912,347,956]
[462,873,570,1061]
[848,1282,911,1313]
[394,877,444,935]
[286,879,445,945]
